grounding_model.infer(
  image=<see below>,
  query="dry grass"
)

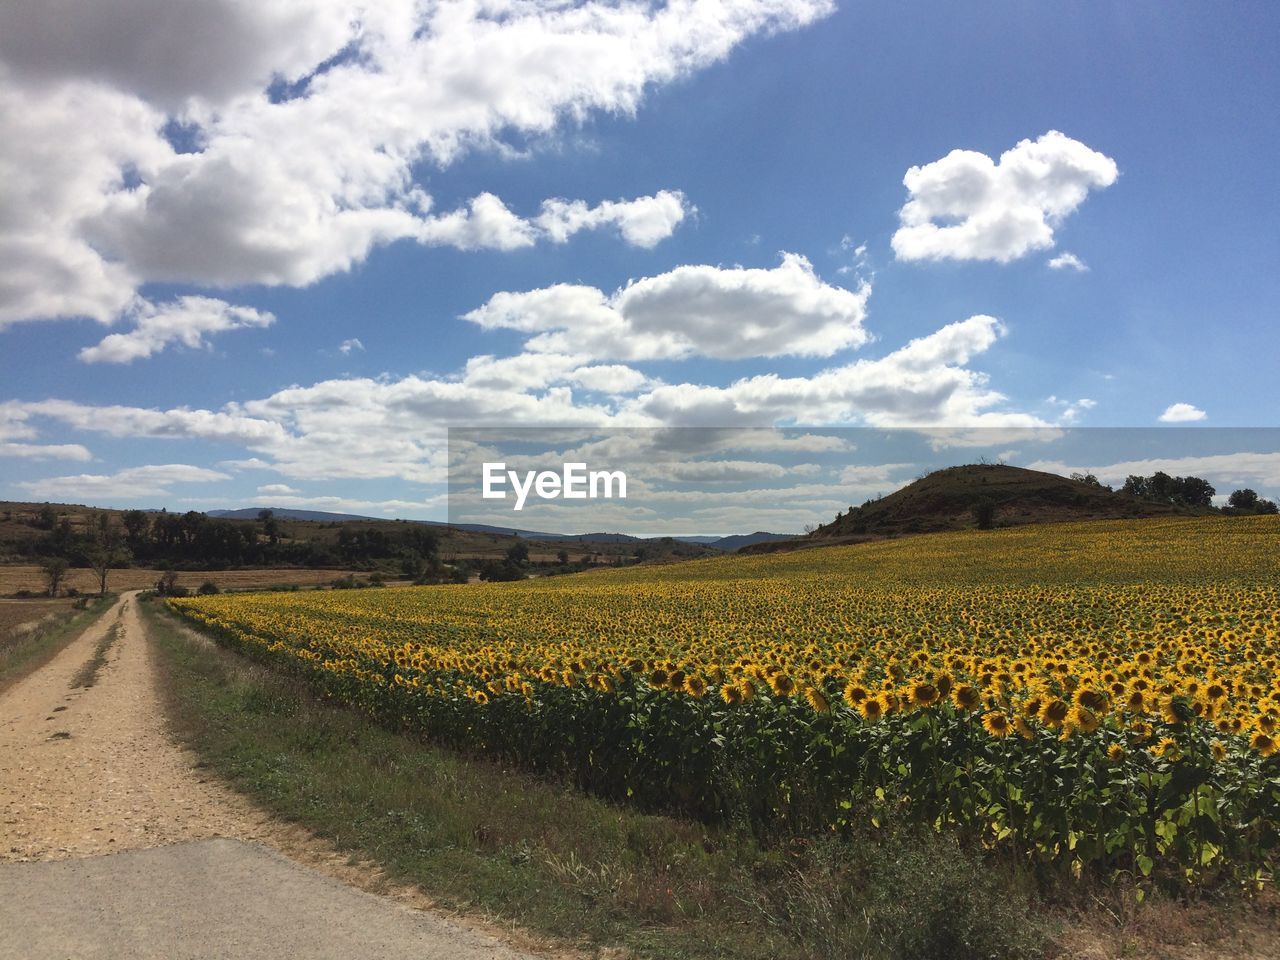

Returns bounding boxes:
[0,598,74,642]
[1054,889,1280,959]
[0,565,357,596]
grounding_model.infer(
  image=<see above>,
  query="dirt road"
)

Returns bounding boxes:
[0,593,545,959]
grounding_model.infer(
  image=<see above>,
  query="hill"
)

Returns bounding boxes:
[709,531,796,551]
[743,463,1194,554]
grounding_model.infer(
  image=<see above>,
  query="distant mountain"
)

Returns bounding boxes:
[709,532,796,551]
[208,507,376,522]
[202,508,775,546]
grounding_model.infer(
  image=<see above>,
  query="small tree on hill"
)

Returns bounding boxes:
[973,496,997,530]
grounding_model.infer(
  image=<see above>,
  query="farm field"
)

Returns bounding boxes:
[0,565,359,597]
[171,515,1280,891]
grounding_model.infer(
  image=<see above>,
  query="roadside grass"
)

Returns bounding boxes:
[145,598,1050,960]
[0,594,114,694]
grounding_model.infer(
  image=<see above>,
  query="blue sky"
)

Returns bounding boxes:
[1,1,1278,529]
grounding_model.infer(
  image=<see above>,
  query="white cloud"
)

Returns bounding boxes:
[569,365,652,395]
[892,131,1118,263]
[0,0,829,326]
[1047,252,1088,272]
[17,463,230,500]
[78,296,274,363]
[11,310,1040,486]
[535,190,690,248]
[657,460,790,483]
[1046,395,1096,423]
[257,483,300,496]
[338,337,364,355]
[1159,402,1207,423]
[628,316,1035,428]
[465,253,871,361]
[0,1,355,111]
[0,442,93,461]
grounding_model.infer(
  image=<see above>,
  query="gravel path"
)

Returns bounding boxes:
[0,593,549,959]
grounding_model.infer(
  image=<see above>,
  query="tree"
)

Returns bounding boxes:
[86,513,131,596]
[121,509,151,546]
[35,504,57,530]
[1176,475,1215,508]
[973,496,997,530]
[40,557,69,597]
[155,568,180,596]
[1228,488,1259,510]
[506,540,530,564]
[1070,471,1106,489]
[258,509,279,545]
[557,549,570,565]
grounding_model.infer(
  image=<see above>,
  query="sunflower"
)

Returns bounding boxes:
[1076,687,1109,713]
[981,711,1012,737]
[859,695,886,722]
[1069,705,1101,734]
[952,684,981,711]
[769,673,796,696]
[684,674,708,698]
[843,682,870,707]
[1160,694,1194,725]
[804,687,830,713]
[1014,715,1036,739]
[719,683,743,706]
[1107,743,1126,762]
[1211,740,1229,762]
[1151,737,1180,760]
[649,668,669,688]
[1251,731,1278,758]
[737,678,757,702]
[1040,698,1071,729]
[910,682,940,708]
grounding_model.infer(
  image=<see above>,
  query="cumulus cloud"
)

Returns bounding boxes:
[78,296,274,363]
[627,315,1041,428]
[465,253,871,361]
[0,0,829,326]
[1159,403,1207,423]
[11,308,1038,486]
[257,483,300,496]
[535,190,690,248]
[17,463,230,500]
[892,131,1118,263]
[0,442,93,461]
[1047,252,1088,272]
[338,338,364,355]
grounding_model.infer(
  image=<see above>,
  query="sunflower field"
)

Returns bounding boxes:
[170,516,1280,890]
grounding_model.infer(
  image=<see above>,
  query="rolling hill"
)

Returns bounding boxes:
[742,463,1196,554]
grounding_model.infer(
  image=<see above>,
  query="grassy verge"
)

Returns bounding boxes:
[0,594,115,694]
[146,598,1049,960]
